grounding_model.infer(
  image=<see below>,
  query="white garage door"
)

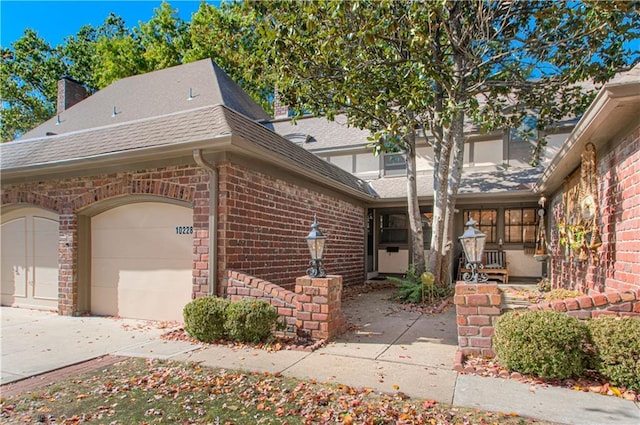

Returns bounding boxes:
[91,202,193,321]
[1,208,59,310]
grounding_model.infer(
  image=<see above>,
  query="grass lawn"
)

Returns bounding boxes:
[0,357,555,424]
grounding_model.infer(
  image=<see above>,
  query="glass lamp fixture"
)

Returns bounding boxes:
[305,215,326,278]
[459,217,488,282]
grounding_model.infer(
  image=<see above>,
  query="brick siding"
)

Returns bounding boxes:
[2,159,365,317]
[1,165,207,315]
[217,162,365,292]
[548,125,640,293]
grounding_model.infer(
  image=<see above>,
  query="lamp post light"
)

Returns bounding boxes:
[459,217,488,283]
[306,215,326,278]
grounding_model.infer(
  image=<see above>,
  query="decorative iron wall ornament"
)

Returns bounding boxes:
[559,142,601,263]
[579,142,602,261]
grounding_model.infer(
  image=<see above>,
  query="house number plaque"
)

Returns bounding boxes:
[175,226,194,235]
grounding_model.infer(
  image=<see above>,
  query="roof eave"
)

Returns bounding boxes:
[535,80,640,195]
[1,135,234,183]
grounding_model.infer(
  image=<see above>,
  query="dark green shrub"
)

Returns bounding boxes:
[183,296,229,342]
[588,316,640,391]
[494,310,591,379]
[224,299,281,343]
[390,266,452,304]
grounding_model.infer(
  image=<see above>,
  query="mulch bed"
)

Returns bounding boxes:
[160,327,326,352]
[460,355,639,402]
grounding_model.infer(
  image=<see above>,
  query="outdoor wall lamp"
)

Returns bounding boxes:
[306,215,326,278]
[459,217,488,283]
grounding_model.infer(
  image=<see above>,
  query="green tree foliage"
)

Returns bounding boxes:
[251,0,639,282]
[1,15,128,141]
[94,1,189,88]
[1,30,65,141]
[185,1,274,113]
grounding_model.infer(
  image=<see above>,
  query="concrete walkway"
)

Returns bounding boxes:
[2,290,639,425]
[0,306,199,384]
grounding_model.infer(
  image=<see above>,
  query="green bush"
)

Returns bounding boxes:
[183,296,229,343]
[494,310,591,379]
[224,299,281,343]
[389,266,452,304]
[588,316,640,391]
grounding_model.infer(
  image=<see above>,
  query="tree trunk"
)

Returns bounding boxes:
[430,124,452,285]
[439,108,465,283]
[405,128,425,275]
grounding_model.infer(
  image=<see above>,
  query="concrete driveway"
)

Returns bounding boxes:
[0,307,199,385]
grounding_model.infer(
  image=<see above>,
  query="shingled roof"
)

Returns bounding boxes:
[369,168,542,202]
[269,114,372,151]
[2,60,375,200]
[1,103,375,200]
[20,59,271,140]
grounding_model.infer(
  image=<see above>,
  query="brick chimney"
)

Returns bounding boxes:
[57,77,87,114]
[273,87,290,119]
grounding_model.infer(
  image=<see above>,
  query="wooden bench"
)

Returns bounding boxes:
[457,250,509,284]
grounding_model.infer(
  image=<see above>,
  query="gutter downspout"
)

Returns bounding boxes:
[193,149,218,296]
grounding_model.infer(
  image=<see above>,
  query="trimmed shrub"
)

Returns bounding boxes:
[225,299,281,343]
[183,296,229,342]
[588,316,640,391]
[494,310,591,379]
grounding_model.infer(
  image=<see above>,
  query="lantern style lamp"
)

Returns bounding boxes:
[459,217,488,282]
[305,215,326,278]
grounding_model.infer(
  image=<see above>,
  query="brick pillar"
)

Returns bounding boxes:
[59,212,78,316]
[454,282,502,358]
[295,275,346,340]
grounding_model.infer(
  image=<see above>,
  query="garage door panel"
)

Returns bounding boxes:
[1,217,28,300]
[1,209,58,310]
[32,217,59,300]
[118,272,192,321]
[90,285,118,317]
[90,259,120,289]
[91,202,193,321]
[92,228,192,259]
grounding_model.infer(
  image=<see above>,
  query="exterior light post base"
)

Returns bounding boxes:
[462,262,489,283]
[306,259,326,278]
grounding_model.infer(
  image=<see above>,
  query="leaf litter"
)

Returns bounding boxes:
[1,357,554,424]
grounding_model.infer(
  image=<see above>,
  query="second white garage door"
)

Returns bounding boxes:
[91,202,193,321]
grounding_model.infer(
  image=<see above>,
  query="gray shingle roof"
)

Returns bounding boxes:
[20,59,270,140]
[2,106,232,169]
[219,108,377,197]
[269,114,372,151]
[369,167,542,200]
[1,104,375,199]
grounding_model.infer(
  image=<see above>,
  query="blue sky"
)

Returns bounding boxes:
[1,1,217,47]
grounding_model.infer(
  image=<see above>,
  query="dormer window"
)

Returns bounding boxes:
[383,152,406,175]
[283,133,315,145]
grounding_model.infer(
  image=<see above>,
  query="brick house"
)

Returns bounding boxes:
[535,64,640,293]
[1,59,374,321]
[3,58,637,324]
[270,101,576,282]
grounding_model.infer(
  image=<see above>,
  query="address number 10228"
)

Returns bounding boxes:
[176,226,194,235]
